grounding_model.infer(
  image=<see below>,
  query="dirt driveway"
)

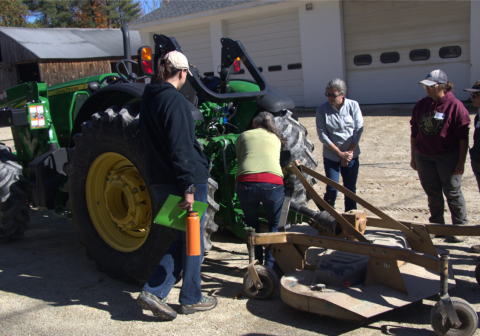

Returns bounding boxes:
[1,105,480,335]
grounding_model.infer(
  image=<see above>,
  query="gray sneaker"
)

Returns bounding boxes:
[137,291,177,321]
[179,296,218,315]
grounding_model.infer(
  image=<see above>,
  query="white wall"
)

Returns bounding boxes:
[209,20,225,74]
[471,0,480,85]
[299,0,345,107]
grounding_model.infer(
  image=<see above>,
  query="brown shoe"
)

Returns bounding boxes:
[137,291,177,321]
[179,295,218,315]
[471,245,480,253]
[448,236,466,243]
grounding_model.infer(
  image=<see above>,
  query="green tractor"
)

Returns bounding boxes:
[0,27,317,284]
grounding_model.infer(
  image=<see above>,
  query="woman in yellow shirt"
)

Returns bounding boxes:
[236,112,285,267]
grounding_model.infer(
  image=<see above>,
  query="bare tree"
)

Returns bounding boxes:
[142,0,169,15]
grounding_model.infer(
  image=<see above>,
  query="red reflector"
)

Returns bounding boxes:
[233,60,241,73]
[142,60,153,74]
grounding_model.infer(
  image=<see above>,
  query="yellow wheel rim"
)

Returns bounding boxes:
[86,152,152,252]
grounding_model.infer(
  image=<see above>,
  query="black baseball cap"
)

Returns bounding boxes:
[464,81,480,93]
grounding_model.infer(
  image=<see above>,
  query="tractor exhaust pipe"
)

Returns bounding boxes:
[289,202,342,235]
[121,25,132,73]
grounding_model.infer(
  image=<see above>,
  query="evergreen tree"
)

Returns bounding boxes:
[0,0,29,27]
[102,0,119,29]
[28,0,76,28]
[116,0,141,27]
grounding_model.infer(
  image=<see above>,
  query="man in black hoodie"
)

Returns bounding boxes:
[136,51,217,321]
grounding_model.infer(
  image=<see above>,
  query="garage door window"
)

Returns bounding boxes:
[380,52,400,64]
[268,65,282,72]
[439,46,461,59]
[354,54,372,66]
[288,63,302,70]
[410,49,430,61]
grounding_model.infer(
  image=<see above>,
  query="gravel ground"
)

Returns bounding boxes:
[1,105,480,335]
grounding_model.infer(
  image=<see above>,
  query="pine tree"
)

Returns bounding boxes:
[102,0,119,29]
[28,0,76,28]
[117,0,141,27]
[0,0,29,27]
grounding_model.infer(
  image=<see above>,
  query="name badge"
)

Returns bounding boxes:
[476,121,480,128]
[434,112,445,120]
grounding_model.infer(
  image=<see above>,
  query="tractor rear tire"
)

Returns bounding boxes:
[274,111,318,206]
[65,106,219,285]
[0,144,29,242]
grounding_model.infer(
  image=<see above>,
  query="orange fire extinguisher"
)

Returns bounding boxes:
[186,211,201,256]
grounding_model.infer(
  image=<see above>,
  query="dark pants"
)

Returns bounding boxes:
[414,149,468,225]
[236,181,285,267]
[323,156,359,212]
[143,183,208,305]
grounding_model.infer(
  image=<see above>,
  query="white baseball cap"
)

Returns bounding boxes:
[163,51,192,76]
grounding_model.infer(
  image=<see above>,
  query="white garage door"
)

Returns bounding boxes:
[159,23,213,75]
[344,1,471,104]
[226,8,305,106]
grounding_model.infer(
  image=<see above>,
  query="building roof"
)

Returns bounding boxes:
[0,27,142,60]
[133,0,280,26]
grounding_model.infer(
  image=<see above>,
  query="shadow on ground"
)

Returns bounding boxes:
[0,208,160,322]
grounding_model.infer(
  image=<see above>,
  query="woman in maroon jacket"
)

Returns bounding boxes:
[410,69,471,242]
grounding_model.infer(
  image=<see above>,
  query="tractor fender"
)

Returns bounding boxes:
[70,82,145,147]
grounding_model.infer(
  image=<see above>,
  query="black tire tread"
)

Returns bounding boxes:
[243,265,279,300]
[65,105,219,285]
[274,111,318,206]
[430,297,478,336]
[0,144,29,242]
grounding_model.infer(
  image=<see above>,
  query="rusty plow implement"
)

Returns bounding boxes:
[243,161,480,336]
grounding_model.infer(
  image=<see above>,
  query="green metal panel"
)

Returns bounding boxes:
[229,80,260,133]
[47,73,118,147]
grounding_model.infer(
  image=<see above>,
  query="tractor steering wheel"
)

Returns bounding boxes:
[115,59,138,83]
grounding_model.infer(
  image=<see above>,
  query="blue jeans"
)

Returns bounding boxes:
[323,156,359,212]
[236,181,285,267]
[143,183,208,305]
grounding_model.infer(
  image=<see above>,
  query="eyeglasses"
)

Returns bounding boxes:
[325,92,342,98]
[423,84,438,90]
[471,92,479,99]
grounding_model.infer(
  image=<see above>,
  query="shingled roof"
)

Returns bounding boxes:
[0,27,141,65]
[133,0,280,26]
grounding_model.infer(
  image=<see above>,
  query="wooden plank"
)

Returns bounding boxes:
[0,66,19,91]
